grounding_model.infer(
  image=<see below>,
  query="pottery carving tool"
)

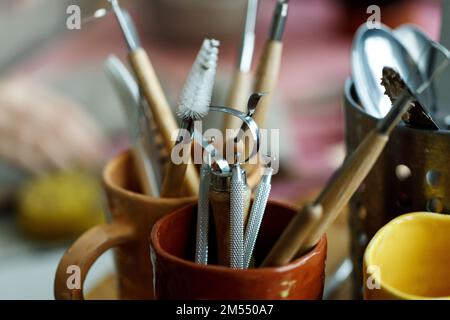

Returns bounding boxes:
[104,55,162,196]
[252,0,288,129]
[243,156,273,268]
[230,161,246,269]
[234,93,265,157]
[245,0,288,182]
[209,164,251,267]
[195,153,212,264]
[108,0,199,196]
[160,39,219,198]
[207,106,260,266]
[222,0,258,133]
[381,66,439,130]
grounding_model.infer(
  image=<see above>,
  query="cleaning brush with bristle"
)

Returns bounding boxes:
[161,39,220,198]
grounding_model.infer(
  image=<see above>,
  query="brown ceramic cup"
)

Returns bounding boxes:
[54,150,196,300]
[150,201,327,300]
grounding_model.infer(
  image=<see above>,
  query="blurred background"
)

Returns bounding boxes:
[0,0,442,299]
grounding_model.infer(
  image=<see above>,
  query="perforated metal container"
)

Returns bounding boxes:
[344,78,450,299]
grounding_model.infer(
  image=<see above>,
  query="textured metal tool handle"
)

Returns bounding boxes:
[230,168,245,269]
[243,181,271,268]
[195,163,211,264]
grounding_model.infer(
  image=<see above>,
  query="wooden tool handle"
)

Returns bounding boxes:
[160,140,199,197]
[210,189,231,266]
[54,223,135,300]
[243,185,251,225]
[129,48,199,196]
[302,130,388,251]
[158,149,199,197]
[263,130,389,266]
[161,161,189,197]
[252,40,283,129]
[246,164,262,190]
[222,70,253,133]
[261,203,322,267]
[242,40,283,183]
[129,48,177,152]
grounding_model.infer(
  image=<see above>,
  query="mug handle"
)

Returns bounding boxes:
[54,223,135,300]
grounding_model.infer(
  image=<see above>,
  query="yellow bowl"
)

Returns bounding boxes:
[363,212,450,300]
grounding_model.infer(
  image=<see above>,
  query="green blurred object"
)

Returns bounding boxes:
[17,171,105,239]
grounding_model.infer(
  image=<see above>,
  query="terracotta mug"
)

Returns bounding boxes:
[150,201,327,300]
[54,150,196,299]
[363,212,450,300]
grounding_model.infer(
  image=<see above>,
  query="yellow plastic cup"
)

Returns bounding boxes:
[363,212,450,300]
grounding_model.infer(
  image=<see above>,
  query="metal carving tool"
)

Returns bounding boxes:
[235,93,265,185]
[222,0,259,133]
[107,0,199,196]
[252,0,288,128]
[381,66,439,130]
[195,153,212,264]
[208,107,260,266]
[243,156,273,268]
[209,161,251,268]
[230,160,246,269]
[234,92,265,145]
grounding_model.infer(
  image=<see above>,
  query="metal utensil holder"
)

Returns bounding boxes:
[344,78,450,299]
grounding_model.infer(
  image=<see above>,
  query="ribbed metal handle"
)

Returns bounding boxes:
[195,163,211,264]
[230,166,245,269]
[244,181,271,268]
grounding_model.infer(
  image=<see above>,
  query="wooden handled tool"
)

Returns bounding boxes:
[222,0,258,133]
[109,1,199,196]
[261,203,322,267]
[132,146,156,196]
[129,49,199,197]
[160,39,219,197]
[210,170,251,266]
[252,41,283,128]
[223,71,253,132]
[103,55,161,197]
[262,90,414,267]
[128,49,178,153]
[252,0,288,129]
[244,0,288,180]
